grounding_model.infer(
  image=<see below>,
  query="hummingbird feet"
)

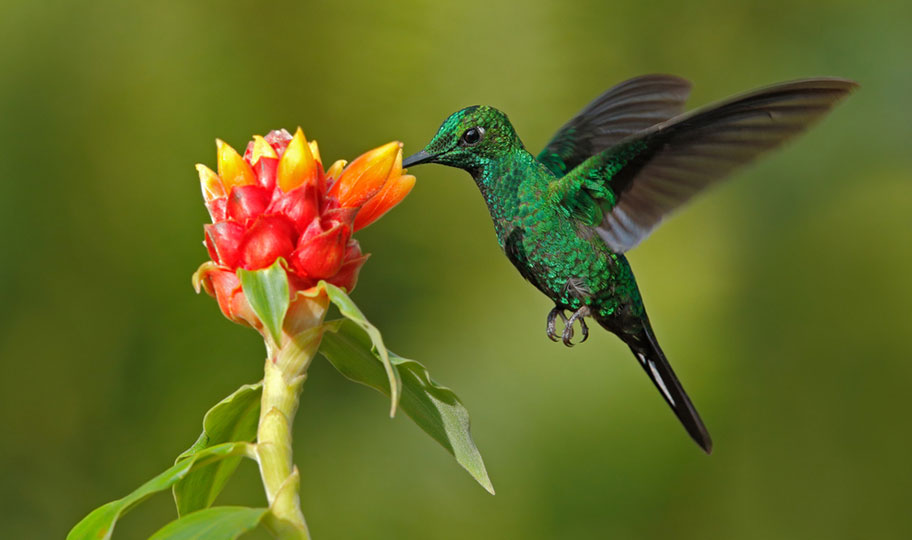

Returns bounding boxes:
[546,306,590,347]
[547,308,568,342]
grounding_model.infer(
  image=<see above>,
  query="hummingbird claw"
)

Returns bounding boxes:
[561,306,591,347]
[547,307,568,342]
[562,325,575,347]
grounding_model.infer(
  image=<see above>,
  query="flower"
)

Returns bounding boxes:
[193,128,415,329]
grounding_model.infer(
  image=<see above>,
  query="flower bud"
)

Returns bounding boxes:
[196,131,416,329]
[330,141,401,208]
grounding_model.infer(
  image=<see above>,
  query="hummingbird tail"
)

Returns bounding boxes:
[613,318,713,454]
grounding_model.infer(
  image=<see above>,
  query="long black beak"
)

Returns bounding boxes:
[402,149,434,168]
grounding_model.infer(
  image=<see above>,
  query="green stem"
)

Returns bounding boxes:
[256,326,324,539]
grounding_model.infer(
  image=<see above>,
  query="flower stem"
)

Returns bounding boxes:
[256,324,324,539]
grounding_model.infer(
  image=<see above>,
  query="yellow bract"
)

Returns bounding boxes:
[308,140,321,164]
[325,159,347,180]
[250,135,278,164]
[196,164,225,202]
[277,127,319,192]
[216,139,256,191]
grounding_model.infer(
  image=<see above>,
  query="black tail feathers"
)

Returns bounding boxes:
[615,318,713,454]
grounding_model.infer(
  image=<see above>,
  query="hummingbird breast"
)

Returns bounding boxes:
[477,159,643,321]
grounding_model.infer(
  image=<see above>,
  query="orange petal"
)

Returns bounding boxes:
[250,135,278,164]
[330,141,402,208]
[277,127,320,192]
[196,163,225,202]
[388,142,403,178]
[217,139,256,191]
[325,159,347,181]
[353,174,415,231]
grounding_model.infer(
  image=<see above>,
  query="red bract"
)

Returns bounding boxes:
[291,218,350,279]
[238,215,297,270]
[193,128,415,327]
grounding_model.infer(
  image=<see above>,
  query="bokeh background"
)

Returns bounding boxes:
[2,0,910,538]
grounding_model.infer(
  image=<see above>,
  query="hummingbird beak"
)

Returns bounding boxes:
[402,149,434,168]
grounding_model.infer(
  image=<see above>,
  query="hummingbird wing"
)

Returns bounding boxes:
[536,75,692,177]
[552,78,858,252]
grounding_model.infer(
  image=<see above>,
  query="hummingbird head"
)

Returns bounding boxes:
[402,106,523,173]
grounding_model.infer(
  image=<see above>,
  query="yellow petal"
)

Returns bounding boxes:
[325,159,347,181]
[196,163,225,201]
[216,139,256,191]
[277,127,319,192]
[308,140,321,164]
[250,135,278,164]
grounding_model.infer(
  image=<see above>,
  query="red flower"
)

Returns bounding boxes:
[193,128,414,327]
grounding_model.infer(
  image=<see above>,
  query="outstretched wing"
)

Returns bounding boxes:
[536,75,692,177]
[550,78,858,252]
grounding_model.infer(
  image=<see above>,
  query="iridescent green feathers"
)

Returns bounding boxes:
[409,105,524,175]
[423,76,859,253]
[549,77,858,252]
[402,74,856,453]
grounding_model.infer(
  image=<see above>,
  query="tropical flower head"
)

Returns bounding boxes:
[193,128,415,329]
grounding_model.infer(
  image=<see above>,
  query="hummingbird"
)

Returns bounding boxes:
[402,75,856,453]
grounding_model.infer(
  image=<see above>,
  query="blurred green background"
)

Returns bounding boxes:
[1,0,910,538]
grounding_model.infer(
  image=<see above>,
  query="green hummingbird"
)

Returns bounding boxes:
[403,75,856,453]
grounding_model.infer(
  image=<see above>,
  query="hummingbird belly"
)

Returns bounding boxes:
[509,205,644,321]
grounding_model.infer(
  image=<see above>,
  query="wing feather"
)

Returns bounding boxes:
[537,75,692,176]
[556,78,858,252]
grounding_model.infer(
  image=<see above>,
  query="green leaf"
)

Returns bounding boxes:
[173,382,263,516]
[320,319,494,494]
[67,442,253,540]
[319,281,401,416]
[239,259,290,346]
[148,506,268,540]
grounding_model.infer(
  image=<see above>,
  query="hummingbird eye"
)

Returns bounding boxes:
[459,127,485,147]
